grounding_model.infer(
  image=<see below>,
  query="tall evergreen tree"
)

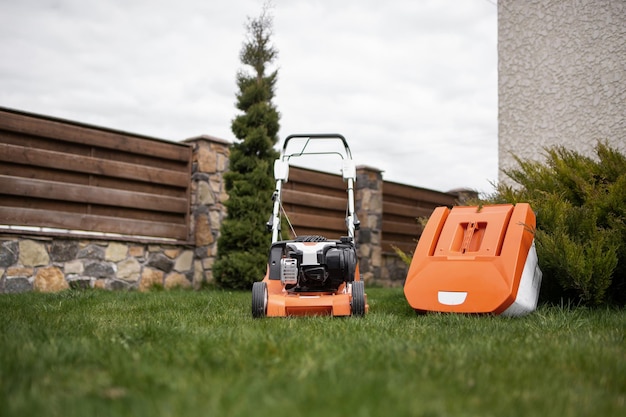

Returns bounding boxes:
[213,4,280,290]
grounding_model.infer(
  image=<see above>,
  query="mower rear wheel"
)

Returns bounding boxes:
[351,280,366,317]
[252,282,267,318]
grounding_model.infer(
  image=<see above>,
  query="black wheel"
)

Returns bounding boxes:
[252,282,267,318]
[351,280,366,317]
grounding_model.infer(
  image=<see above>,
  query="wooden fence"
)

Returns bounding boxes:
[281,167,349,239]
[382,181,458,254]
[0,107,192,243]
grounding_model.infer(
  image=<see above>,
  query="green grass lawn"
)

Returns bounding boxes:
[0,288,624,417]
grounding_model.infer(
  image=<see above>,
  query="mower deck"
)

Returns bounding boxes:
[264,280,367,317]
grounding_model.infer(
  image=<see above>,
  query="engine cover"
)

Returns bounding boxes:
[273,237,357,292]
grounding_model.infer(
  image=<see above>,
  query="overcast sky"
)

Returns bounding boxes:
[0,0,498,194]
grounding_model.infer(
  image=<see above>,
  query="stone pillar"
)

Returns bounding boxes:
[447,188,479,205]
[184,135,231,288]
[355,165,383,284]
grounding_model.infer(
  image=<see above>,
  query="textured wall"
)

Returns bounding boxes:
[498,0,625,185]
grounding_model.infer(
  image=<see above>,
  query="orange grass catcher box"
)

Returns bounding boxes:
[403,203,542,316]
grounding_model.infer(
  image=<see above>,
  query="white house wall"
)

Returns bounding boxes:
[498,0,625,186]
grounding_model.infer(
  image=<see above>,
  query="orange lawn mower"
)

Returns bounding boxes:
[251,134,368,318]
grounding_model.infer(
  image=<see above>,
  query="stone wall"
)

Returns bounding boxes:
[378,255,410,287]
[0,239,200,293]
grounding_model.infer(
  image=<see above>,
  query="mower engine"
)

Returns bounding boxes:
[274,236,357,292]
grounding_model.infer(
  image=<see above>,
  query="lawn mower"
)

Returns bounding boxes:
[251,134,368,317]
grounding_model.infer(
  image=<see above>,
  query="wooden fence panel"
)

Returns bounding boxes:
[382,181,458,254]
[281,167,349,240]
[0,107,192,243]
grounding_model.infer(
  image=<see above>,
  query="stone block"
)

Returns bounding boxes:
[197,144,218,173]
[50,240,79,262]
[216,153,228,172]
[77,244,105,260]
[359,257,370,273]
[192,172,210,182]
[146,253,174,272]
[3,277,32,293]
[108,280,130,290]
[209,175,224,194]
[116,258,141,282]
[164,249,181,259]
[83,260,115,278]
[6,266,34,278]
[0,241,18,267]
[68,279,92,290]
[94,279,107,289]
[370,246,383,268]
[206,245,218,257]
[209,210,221,229]
[64,259,84,274]
[106,242,128,262]
[359,189,373,211]
[360,271,374,284]
[367,214,381,230]
[197,181,215,205]
[203,269,214,284]
[195,214,214,246]
[164,272,191,290]
[139,268,164,292]
[128,246,145,258]
[34,266,69,292]
[19,240,50,267]
[358,229,371,244]
[201,257,214,270]
[193,260,204,289]
[174,250,194,272]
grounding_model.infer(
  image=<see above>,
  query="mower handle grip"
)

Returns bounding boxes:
[282,133,352,159]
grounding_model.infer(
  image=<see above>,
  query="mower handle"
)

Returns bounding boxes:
[282,133,353,160]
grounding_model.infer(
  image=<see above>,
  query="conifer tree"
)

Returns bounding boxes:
[213,4,280,290]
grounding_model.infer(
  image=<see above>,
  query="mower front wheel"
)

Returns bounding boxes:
[252,282,268,318]
[351,280,366,317]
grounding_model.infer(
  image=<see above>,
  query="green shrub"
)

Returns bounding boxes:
[484,141,626,306]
